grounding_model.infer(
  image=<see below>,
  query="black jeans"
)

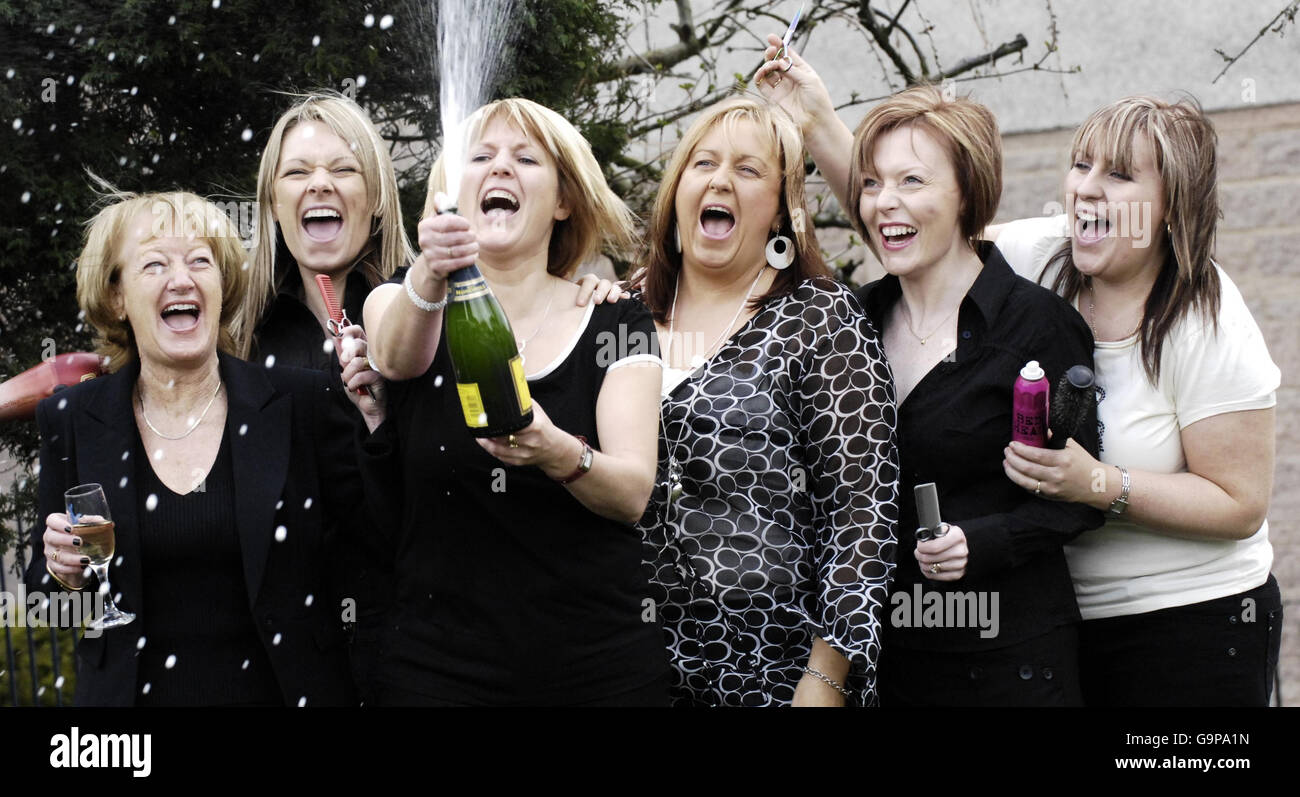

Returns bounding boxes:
[879,624,1083,707]
[1078,575,1283,707]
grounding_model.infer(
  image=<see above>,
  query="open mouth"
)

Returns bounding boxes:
[160,302,200,332]
[699,205,735,239]
[1076,210,1110,244]
[480,189,520,219]
[879,223,918,250]
[302,207,343,241]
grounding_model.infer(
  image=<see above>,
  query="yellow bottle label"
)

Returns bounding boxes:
[452,276,491,302]
[510,355,532,413]
[457,382,488,427]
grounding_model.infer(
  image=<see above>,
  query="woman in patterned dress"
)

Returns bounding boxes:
[632,95,900,707]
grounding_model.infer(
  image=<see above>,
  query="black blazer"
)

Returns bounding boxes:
[25,352,368,706]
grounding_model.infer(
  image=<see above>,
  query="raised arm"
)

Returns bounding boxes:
[365,213,478,380]
[755,33,856,212]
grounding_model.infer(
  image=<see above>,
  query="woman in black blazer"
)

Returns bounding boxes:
[26,190,377,706]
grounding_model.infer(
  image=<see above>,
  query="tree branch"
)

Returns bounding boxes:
[596,0,747,80]
[937,34,1028,80]
[1212,0,1300,83]
[857,1,919,83]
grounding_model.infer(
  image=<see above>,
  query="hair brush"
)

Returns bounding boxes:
[1048,364,1095,449]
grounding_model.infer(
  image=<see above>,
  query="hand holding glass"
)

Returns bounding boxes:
[65,483,135,629]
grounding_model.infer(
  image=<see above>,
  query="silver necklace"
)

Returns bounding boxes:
[514,279,557,366]
[660,266,765,508]
[1087,280,1141,341]
[901,298,961,345]
[138,378,223,440]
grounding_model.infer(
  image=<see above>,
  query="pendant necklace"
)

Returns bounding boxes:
[513,279,557,368]
[659,266,765,510]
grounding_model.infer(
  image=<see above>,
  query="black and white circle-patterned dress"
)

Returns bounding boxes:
[639,277,899,706]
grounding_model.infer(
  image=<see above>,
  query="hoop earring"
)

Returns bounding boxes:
[765,234,794,270]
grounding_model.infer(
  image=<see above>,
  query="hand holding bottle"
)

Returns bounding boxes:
[476,401,583,479]
[414,212,479,295]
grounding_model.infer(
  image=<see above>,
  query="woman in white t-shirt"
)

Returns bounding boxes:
[996,96,1282,706]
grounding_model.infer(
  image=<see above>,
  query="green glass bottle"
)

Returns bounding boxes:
[444,261,534,438]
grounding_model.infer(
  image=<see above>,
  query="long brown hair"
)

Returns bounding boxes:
[633,95,829,323]
[1045,95,1221,383]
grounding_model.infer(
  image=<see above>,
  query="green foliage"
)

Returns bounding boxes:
[0,0,634,556]
[0,623,80,706]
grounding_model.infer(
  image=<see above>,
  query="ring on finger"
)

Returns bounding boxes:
[929,562,941,574]
[52,549,59,565]
[1035,480,1042,496]
[446,246,455,259]
[508,434,519,449]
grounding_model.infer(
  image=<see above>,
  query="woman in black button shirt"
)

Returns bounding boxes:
[240,92,411,703]
[757,43,1104,705]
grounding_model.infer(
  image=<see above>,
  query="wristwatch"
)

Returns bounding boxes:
[556,435,593,485]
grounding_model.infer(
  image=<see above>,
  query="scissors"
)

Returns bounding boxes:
[775,3,805,63]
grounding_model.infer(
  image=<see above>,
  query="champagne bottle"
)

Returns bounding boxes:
[440,209,533,437]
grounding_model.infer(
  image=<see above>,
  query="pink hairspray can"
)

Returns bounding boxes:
[1012,360,1049,447]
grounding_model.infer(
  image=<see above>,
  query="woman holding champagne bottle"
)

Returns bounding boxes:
[362,98,670,705]
[28,190,381,706]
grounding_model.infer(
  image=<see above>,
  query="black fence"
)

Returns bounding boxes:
[2,538,77,707]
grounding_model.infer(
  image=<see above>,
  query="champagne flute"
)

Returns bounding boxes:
[65,483,135,629]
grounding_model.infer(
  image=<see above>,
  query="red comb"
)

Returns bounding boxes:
[315,275,369,398]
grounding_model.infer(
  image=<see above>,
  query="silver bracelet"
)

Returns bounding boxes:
[1107,465,1131,517]
[404,270,450,312]
[802,666,852,699]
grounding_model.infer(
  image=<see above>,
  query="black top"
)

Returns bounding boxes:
[639,278,899,706]
[856,242,1104,651]
[135,430,281,706]
[374,298,670,705]
[27,353,366,706]
[250,265,394,644]
[251,266,369,373]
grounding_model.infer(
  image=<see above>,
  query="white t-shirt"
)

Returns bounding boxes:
[996,216,1280,620]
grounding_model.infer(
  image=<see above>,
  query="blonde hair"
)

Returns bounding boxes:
[848,84,1002,249]
[424,97,637,277]
[636,94,829,321]
[1045,95,1221,383]
[244,91,413,355]
[77,190,249,372]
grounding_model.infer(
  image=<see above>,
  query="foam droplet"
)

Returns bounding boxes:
[264,354,276,368]
[272,632,282,646]
[239,424,248,435]
[379,14,393,29]
[137,636,147,649]
[304,594,314,606]
[434,375,444,388]
[145,493,158,511]
[363,13,374,27]
[119,476,128,488]
[297,696,307,707]
[274,525,287,542]
[57,397,66,409]
[241,659,250,670]
[241,128,253,142]
[141,683,151,694]
[164,654,177,669]
[303,497,313,509]
[311,35,321,47]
